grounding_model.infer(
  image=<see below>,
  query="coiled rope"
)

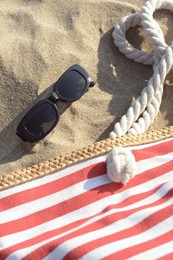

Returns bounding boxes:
[107,0,173,185]
[110,0,173,138]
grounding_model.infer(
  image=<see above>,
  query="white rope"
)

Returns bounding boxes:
[106,147,137,185]
[109,0,173,138]
[106,0,173,185]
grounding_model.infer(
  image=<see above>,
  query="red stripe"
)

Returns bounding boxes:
[103,230,173,260]
[0,181,118,237]
[126,160,173,189]
[1,160,172,237]
[132,138,173,161]
[0,162,106,211]
[23,197,173,259]
[1,183,165,257]
[158,251,173,260]
[62,195,173,260]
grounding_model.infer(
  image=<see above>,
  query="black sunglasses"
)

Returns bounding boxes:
[16,64,95,143]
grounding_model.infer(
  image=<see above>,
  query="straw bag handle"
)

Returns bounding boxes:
[106,0,173,185]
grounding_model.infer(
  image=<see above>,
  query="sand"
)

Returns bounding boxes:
[1,0,173,174]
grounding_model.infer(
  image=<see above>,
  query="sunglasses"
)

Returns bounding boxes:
[16,64,95,143]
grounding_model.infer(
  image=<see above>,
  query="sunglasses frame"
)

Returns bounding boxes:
[16,64,94,143]
[52,64,92,102]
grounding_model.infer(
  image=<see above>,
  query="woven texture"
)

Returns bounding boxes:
[1,126,173,190]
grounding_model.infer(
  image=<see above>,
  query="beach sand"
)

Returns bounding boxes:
[1,0,173,174]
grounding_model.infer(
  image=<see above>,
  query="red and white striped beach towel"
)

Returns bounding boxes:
[0,137,173,259]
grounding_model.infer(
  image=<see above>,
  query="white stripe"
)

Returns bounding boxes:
[126,136,173,151]
[1,137,173,199]
[0,154,107,199]
[136,152,173,173]
[44,200,173,260]
[129,241,173,260]
[4,181,172,258]
[0,175,110,224]
[1,151,173,224]
[80,216,173,260]
[1,171,172,249]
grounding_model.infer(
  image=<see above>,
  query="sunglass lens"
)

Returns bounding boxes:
[56,71,87,101]
[25,103,58,137]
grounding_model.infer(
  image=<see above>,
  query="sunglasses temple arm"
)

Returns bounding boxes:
[89,80,95,87]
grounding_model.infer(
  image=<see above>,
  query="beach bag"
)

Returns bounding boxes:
[0,0,173,259]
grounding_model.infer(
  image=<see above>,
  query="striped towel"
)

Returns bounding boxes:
[0,138,173,259]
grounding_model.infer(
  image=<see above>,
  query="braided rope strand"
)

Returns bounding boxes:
[112,14,154,65]
[110,0,173,138]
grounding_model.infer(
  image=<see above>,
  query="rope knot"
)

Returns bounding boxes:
[106,147,137,185]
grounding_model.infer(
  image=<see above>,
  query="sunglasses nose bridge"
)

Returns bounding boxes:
[48,92,60,103]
